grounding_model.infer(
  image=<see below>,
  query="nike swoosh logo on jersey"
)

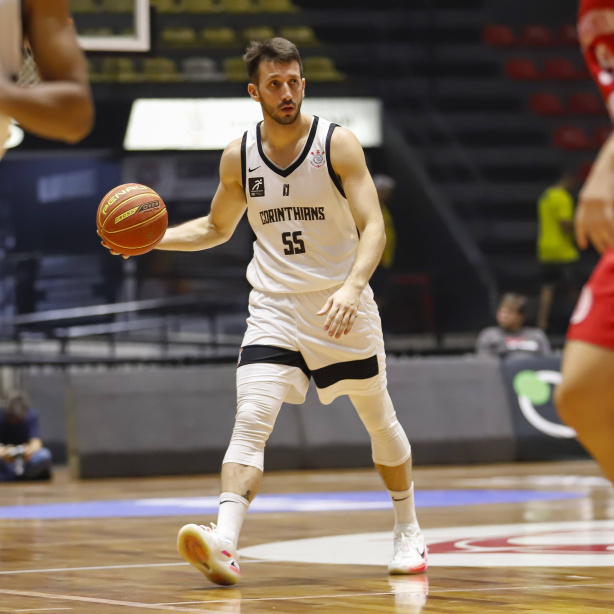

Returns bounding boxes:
[249,166,261,172]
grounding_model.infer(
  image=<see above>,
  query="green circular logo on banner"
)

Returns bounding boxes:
[513,370,551,405]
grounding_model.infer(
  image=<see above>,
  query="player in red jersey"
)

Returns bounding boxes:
[555,0,614,482]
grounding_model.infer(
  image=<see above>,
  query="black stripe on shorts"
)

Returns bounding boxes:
[311,355,379,390]
[238,345,311,380]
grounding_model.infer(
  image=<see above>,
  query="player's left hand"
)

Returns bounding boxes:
[317,284,361,338]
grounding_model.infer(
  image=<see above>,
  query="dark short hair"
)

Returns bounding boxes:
[499,293,527,316]
[2,390,30,421]
[243,37,303,84]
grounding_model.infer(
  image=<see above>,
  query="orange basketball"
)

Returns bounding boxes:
[97,183,168,256]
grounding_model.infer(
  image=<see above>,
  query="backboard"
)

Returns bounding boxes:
[71,0,151,52]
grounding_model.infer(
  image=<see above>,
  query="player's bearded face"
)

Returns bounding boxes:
[256,61,304,125]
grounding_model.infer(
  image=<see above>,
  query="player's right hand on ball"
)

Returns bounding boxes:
[96,230,130,259]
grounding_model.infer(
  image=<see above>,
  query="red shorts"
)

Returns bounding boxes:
[567,250,614,349]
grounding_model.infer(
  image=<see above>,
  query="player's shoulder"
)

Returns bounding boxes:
[329,124,361,149]
[219,137,243,182]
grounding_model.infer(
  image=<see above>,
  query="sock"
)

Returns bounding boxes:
[216,492,249,547]
[389,483,420,532]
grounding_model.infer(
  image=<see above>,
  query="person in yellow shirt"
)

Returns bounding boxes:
[537,171,581,330]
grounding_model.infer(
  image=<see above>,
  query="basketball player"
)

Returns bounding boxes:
[0,0,94,158]
[554,0,614,483]
[101,37,427,585]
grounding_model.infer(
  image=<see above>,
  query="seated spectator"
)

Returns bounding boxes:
[0,390,52,482]
[476,293,552,359]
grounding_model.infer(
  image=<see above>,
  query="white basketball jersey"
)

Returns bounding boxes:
[0,0,22,159]
[242,116,358,293]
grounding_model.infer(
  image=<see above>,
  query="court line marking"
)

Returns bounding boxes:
[0,559,273,576]
[0,590,213,614]
[151,582,614,606]
[0,562,188,575]
[15,609,73,612]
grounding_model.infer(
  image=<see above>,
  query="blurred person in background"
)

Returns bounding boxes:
[476,293,551,359]
[555,0,614,484]
[0,0,94,159]
[0,390,52,481]
[537,170,581,331]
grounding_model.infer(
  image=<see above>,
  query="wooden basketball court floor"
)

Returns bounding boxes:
[0,460,613,613]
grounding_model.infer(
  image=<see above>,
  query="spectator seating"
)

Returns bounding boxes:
[183,0,218,11]
[242,26,276,43]
[278,26,320,46]
[303,56,345,81]
[223,56,249,81]
[201,27,240,46]
[528,91,565,115]
[543,57,582,80]
[553,125,592,150]
[70,0,96,13]
[143,57,183,82]
[160,26,199,47]
[182,57,226,81]
[102,0,133,12]
[559,24,578,46]
[259,0,299,12]
[481,24,515,46]
[100,57,140,82]
[222,0,255,12]
[519,25,555,47]
[569,92,606,114]
[505,58,539,80]
[151,0,185,13]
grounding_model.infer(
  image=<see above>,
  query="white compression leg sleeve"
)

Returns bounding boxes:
[222,377,292,472]
[349,389,411,466]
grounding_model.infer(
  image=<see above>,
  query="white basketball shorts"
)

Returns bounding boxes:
[238,284,387,405]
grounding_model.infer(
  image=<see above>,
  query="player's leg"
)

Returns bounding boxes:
[555,340,614,482]
[350,390,427,575]
[178,361,308,586]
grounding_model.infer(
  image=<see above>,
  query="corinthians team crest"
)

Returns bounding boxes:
[310,150,326,168]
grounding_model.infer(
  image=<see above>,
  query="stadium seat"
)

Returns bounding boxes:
[553,126,591,150]
[520,25,555,46]
[201,27,239,46]
[303,56,345,81]
[278,26,319,46]
[87,60,105,83]
[242,26,275,43]
[593,124,612,147]
[543,58,581,80]
[222,0,254,12]
[578,160,594,180]
[528,92,564,115]
[161,26,199,47]
[182,57,226,81]
[101,57,140,83]
[143,58,183,82]
[70,0,96,13]
[258,0,299,13]
[560,24,578,46]
[504,58,539,80]
[102,0,133,12]
[183,0,218,11]
[223,56,249,81]
[481,24,515,46]
[81,27,115,38]
[569,92,606,114]
[150,0,185,13]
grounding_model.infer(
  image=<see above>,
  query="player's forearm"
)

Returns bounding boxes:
[344,220,386,292]
[0,80,93,143]
[156,215,230,252]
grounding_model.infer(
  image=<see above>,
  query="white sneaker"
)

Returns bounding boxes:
[177,523,241,586]
[388,529,428,575]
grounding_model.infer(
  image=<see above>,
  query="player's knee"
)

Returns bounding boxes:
[232,401,275,449]
[370,418,412,467]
